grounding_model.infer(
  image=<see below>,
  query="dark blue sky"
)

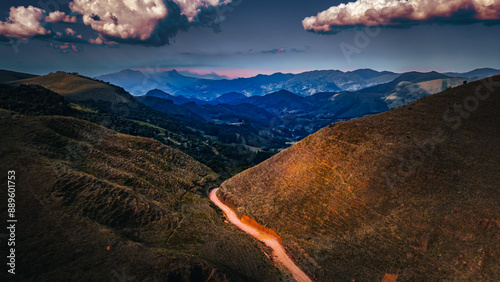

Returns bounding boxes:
[1,0,500,77]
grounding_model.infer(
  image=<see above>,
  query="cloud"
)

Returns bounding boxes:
[290,46,310,53]
[174,0,229,21]
[69,0,168,41]
[0,5,91,52]
[52,30,88,44]
[303,0,500,33]
[65,28,76,36]
[67,0,233,45]
[89,35,104,45]
[262,48,286,54]
[49,42,79,53]
[0,6,80,45]
[45,11,77,23]
[0,0,234,47]
[0,6,51,39]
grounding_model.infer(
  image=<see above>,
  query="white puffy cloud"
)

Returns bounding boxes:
[69,0,232,41]
[0,6,51,39]
[45,11,77,23]
[173,0,227,21]
[0,0,233,45]
[69,0,168,40]
[303,0,500,32]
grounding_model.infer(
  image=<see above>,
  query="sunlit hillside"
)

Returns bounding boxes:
[220,75,500,280]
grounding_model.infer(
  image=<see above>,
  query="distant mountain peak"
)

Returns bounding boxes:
[219,92,246,98]
[444,67,500,78]
[265,89,302,99]
[146,88,169,95]
[270,89,294,95]
[395,71,449,83]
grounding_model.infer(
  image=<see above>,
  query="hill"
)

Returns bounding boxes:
[445,68,500,78]
[0,95,285,280]
[0,69,38,83]
[383,77,464,109]
[219,75,500,280]
[211,92,247,105]
[144,89,208,105]
[11,72,137,104]
[359,71,450,94]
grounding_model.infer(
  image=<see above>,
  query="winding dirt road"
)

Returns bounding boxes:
[209,188,312,282]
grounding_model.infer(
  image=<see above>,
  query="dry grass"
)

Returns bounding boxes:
[221,75,500,280]
[14,72,135,104]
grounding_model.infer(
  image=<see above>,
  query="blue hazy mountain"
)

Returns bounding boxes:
[209,92,247,105]
[94,68,498,149]
[444,67,500,79]
[99,68,498,102]
[96,68,399,99]
[144,89,208,105]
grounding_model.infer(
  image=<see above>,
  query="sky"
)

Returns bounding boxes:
[1,0,500,78]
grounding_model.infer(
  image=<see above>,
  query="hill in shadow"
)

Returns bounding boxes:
[0,107,283,281]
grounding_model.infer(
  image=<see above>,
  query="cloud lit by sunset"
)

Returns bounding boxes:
[303,0,500,32]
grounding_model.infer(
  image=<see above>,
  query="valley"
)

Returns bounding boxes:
[103,68,499,151]
[1,69,499,281]
[0,84,283,281]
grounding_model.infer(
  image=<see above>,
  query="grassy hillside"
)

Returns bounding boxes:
[0,109,284,280]
[12,72,136,104]
[220,75,500,280]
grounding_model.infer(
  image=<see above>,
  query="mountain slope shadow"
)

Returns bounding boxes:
[0,107,283,281]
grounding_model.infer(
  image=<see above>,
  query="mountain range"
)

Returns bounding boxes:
[96,68,400,98]
[9,68,497,159]
[96,68,499,100]
[136,71,481,147]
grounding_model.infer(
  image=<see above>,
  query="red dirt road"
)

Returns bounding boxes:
[210,188,311,282]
